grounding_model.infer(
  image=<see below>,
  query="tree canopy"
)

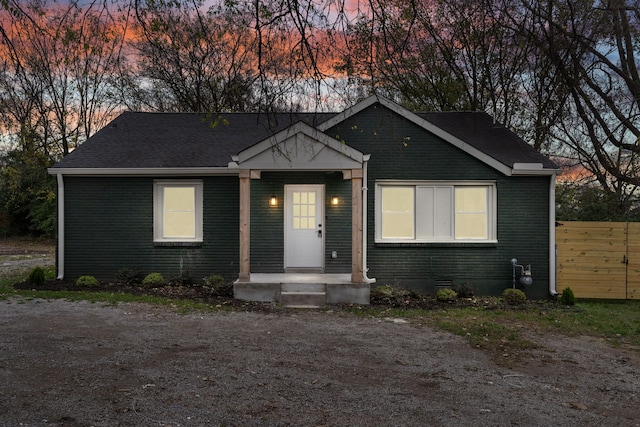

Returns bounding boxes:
[1,0,639,235]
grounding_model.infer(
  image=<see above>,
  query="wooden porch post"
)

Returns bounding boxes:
[239,170,251,281]
[351,169,364,283]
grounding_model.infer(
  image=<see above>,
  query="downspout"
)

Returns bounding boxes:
[549,174,557,296]
[362,155,376,284]
[56,174,65,280]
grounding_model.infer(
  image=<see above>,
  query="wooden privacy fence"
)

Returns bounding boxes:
[556,221,640,299]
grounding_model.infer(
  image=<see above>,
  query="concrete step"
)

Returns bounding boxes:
[280,283,326,308]
[281,283,325,293]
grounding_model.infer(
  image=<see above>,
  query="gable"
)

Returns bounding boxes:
[318,95,558,176]
[232,121,364,170]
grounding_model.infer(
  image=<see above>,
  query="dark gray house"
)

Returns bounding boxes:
[49,95,559,304]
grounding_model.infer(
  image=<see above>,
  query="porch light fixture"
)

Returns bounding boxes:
[331,196,339,206]
[269,195,278,207]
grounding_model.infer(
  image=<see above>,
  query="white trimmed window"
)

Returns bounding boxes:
[376,181,496,243]
[154,180,203,242]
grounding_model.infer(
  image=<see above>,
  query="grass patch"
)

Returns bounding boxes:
[0,264,222,313]
[2,263,639,363]
[348,299,640,366]
[10,288,218,312]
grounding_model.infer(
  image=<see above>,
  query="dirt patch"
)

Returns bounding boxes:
[0,237,55,279]
[1,299,639,427]
[2,239,639,426]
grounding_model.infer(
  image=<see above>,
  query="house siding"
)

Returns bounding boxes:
[63,176,240,282]
[328,104,551,299]
[250,172,352,273]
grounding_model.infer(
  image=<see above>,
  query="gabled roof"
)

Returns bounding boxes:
[49,96,557,176]
[50,112,335,172]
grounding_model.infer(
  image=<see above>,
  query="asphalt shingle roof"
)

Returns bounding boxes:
[417,112,557,169]
[51,104,556,171]
[52,112,335,169]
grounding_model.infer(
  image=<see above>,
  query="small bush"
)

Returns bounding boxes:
[142,272,164,287]
[436,288,457,302]
[27,266,46,286]
[203,274,233,296]
[76,275,99,287]
[453,282,474,298]
[371,285,395,298]
[502,288,527,305]
[560,287,576,306]
[115,266,142,285]
[170,270,193,286]
[370,283,419,307]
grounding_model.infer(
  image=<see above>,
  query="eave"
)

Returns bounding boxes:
[47,167,237,177]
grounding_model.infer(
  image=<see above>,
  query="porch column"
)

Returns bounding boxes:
[351,169,364,282]
[239,170,251,281]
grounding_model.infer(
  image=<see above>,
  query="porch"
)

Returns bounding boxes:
[234,273,371,307]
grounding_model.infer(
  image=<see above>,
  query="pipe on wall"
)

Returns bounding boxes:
[549,174,557,296]
[55,173,65,280]
[362,154,376,284]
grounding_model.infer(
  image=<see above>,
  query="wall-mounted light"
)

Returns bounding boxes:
[269,195,278,207]
[330,196,339,206]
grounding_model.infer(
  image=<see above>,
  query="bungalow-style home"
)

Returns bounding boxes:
[48,95,559,305]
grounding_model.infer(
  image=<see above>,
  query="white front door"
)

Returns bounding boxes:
[285,185,324,269]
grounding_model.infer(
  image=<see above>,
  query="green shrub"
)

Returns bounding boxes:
[142,272,164,287]
[453,282,474,298]
[203,274,233,296]
[502,288,527,305]
[115,266,142,285]
[76,275,99,287]
[170,270,193,286]
[436,288,457,302]
[371,285,395,298]
[560,287,576,306]
[27,266,46,286]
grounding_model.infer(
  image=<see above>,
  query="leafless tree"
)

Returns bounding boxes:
[0,0,131,156]
[521,0,640,186]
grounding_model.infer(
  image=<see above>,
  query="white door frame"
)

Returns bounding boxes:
[284,184,325,270]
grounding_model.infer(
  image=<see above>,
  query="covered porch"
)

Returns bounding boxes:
[230,121,374,305]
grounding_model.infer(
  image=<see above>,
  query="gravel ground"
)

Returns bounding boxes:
[0,240,54,279]
[0,298,639,427]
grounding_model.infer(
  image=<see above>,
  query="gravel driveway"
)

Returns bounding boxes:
[0,298,638,427]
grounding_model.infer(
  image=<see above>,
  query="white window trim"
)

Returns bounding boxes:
[375,180,497,243]
[153,180,203,242]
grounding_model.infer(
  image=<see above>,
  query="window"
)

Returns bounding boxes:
[376,181,496,243]
[154,180,203,242]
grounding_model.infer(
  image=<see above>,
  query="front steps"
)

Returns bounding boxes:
[233,277,370,306]
[280,283,326,308]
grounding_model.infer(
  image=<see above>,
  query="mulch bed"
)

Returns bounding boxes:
[11,279,553,312]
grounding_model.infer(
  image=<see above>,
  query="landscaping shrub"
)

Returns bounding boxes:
[142,272,164,287]
[560,287,576,306]
[170,270,193,286]
[76,275,99,287]
[115,266,142,285]
[453,282,474,298]
[371,285,395,298]
[502,288,527,305]
[27,266,45,286]
[436,288,457,302]
[203,274,233,297]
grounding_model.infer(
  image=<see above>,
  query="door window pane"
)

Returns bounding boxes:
[292,191,315,229]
